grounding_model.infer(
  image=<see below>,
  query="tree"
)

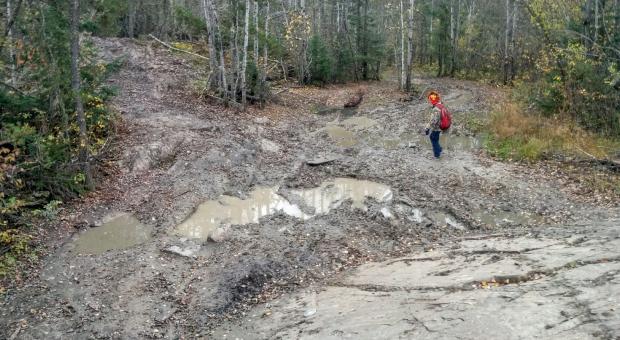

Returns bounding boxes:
[70,0,92,188]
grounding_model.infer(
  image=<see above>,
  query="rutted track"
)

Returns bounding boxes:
[1,38,618,339]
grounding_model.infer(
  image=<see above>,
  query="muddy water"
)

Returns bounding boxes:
[324,126,357,148]
[176,179,393,240]
[314,107,358,117]
[472,210,544,228]
[175,188,306,240]
[415,134,482,151]
[341,116,378,130]
[293,178,393,214]
[74,213,152,254]
[322,117,379,148]
[427,211,466,230]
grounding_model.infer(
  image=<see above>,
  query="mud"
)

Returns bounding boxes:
[175,187,305,240]
[73,213,152,254]
[176,178,392,240]
[323,125,357,148]
[291,178,393,214]
[1,38,618,340]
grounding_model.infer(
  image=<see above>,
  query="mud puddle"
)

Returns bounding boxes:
[472,210,544,228]
[320,117,379,148]
[324,126,357,148]
[314,106,358,117]
[175,178,393,240]
[73,213,152,254]
[427,211,467,230]
[341,116,378,130]
[175,188,306,240]
[292,178,393,214]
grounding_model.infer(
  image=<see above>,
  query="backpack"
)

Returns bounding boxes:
[435,103,452,131]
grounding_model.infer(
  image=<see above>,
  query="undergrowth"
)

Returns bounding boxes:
[0,39,120,285]
[483,99,619,162]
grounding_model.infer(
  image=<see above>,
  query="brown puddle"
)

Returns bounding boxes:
[175,188,306,240]
[324,126,357,148]
[319,116,379,148]
[472,210,544,228]
[341,117,378,130]
[427,211,466,230]
[292,178,393,214]
[175,179,393,240]
[74,213,152,254]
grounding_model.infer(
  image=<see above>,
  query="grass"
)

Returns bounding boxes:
[484,99,620,162]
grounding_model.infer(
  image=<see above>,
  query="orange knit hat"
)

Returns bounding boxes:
[428,91,440,105]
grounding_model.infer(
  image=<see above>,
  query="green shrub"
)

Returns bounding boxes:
[309,35,333,84]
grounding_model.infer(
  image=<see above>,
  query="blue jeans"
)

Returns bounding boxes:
[429,131,442,158]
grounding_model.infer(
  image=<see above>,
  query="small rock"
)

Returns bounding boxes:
[209,226,230,243]
[260,139,281,153]
[254,117,269,124]
[163,245,200,258]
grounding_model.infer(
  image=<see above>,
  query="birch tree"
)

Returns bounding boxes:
[241,0,250,107]
[405,0,415,92]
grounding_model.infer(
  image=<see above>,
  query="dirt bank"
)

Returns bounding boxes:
[1,38,618,339]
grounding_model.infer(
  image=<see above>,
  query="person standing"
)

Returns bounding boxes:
[424,91,451,159]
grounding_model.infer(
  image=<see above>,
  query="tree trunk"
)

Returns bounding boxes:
[449,0,459,76]
[7,0,16,85]
[70,0,91,188]
[510,0,518,81]
[503,0,511,84]
[405,0,415,91]
[362,0,369,80]
[127,0,135,38]
[429,0,434,65]
[594,0,599,44]
[262,1,270,85]
[616,0,620,40]
[241,0,250,107]
[400,0,406,90]
[254,0,259,62]
[203,0,218,90]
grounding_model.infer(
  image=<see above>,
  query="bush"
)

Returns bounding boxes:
[1,30,117,280]
[484,99,619,162]
[528,44,620,137]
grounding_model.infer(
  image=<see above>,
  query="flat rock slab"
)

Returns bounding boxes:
[306,155,341,166]
[214,220,620,339]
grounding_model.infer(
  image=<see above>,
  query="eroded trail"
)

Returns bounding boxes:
[1,39,618,339]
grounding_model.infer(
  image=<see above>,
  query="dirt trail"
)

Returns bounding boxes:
[1,38,618,339]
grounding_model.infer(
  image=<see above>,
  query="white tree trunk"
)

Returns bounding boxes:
[400,0,406,90]
[254,0,259,62]
[594,0,599,43]
[504,0,510,84]
[511,0,518,80]
[262,1,270,84]
[336,2,341,33]
[7,0,16,85]
[406,0,415,91]
[127,0,135,38]
[203,0,218,90]
[242,0,250,107]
